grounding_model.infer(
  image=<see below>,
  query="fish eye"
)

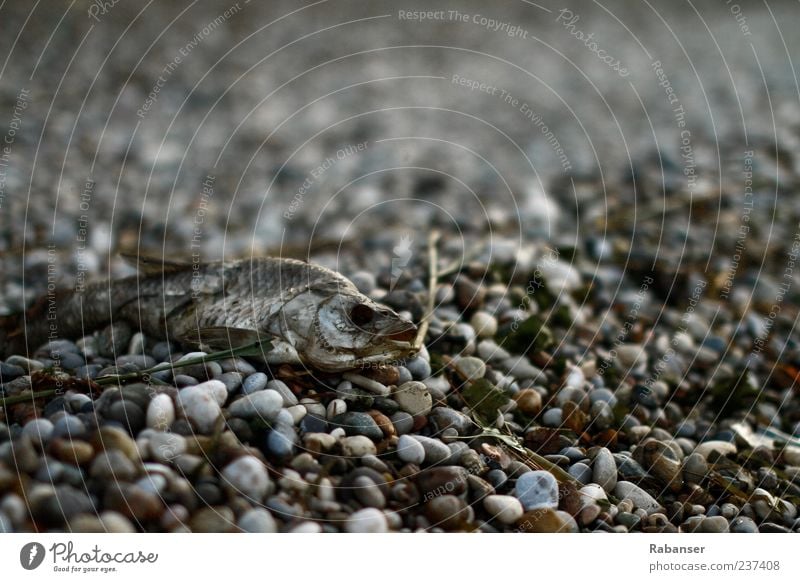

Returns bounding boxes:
[350,304,375,326]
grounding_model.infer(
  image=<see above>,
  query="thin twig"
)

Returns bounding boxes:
[413,231,440,352]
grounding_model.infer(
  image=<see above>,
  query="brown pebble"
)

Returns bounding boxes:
[189,506,236,532]
[367,410,396,437]
[50,438,95,466]
[91,426,140,461]
[363,366,400,386]
[424,495,469,530]
[517,508,576,533]
[415,466,469,499]
[104,483,163,522]
[514,389,542,416]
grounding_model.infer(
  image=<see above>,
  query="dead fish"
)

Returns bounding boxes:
[0,254,418,372]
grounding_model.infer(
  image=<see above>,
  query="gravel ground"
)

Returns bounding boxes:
[1,0,800,533]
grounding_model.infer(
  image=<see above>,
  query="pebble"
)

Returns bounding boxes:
[341,436,377,457]
[411,435,452,465]
[390,411,415,435]
[614,481,663,515]
[242,372,268,394]
[592,448,617,493]
[694,440,737,459]
[730,516,759,533]
[90,450,138,482]
[177,385,222,434]
[331,412,383,441]
[345,508,388,533]
[393,381,433,417]
[484,495,524,525]
[454,357,486,381]
[148,432,186,463]
[266,380,298,406]
[396,434,426,464]
[682,452,709,484]
[425,495,470,530]
[228,390,283,421]
[145,394,176,431]
[238,508,278,533]
[699,515,730,533]
[266,423,297,458]
[22,419,54,448]
[342,372,390,396]
[514,471,559,511]
[514,389,543,416]
[470,311,498,338]
[221,456,271,501]
[568,462,593,484]
[518,509,578,533]
[405,357,432,380]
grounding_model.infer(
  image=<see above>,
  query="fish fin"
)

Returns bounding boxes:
[180,326,268,351]
[119,252,195,275]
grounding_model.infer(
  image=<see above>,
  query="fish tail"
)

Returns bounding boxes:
[0,279,127,357]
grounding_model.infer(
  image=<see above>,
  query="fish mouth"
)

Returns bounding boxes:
[376,319,418,343]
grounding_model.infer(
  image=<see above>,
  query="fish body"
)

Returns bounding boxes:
[1,256,418,372]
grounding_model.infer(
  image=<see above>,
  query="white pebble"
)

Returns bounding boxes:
[177,385,222,434]
[221,456,271,501]
[484,495,524,525]
[341,436,377,457]
[396,434,425,464]
[228,390,283,421]
[393,381,432,417]
[345,508,388,533]
[146,393,175,431]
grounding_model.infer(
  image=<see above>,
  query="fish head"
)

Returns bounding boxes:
[304,293,418,371]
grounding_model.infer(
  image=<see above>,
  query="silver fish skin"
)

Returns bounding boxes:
[0,256,418,372]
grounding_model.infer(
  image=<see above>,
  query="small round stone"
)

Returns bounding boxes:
[393,381,433,417]
[238,508,278,533]
[341,436,377,457]
[405,357,432,380]
[514,388,542,416]
[514,471,559,511]
[592,448,618,493]
[470,311,498,338]
[146,393,175,431]
[148,432,186,463]
[221,456,271,501]
[411,435,451,465]
[266,380,298,406]
[613,481,663,515]
[730,516,759,533]
[454,357,486,381]
[242,372,268,394]
[345,508,388,533]
[484,494,524,525]
[396,434,425,464]
[390,411,414,435]
[228,390,283,421]
[22,419,54,448]
[568,462,593,484]
[177,385,222,434]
